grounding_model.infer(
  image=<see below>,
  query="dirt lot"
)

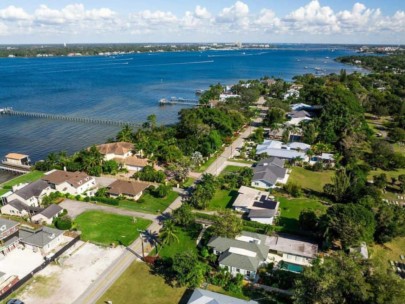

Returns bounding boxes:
[17,241,124,304]
[0,246,44,279]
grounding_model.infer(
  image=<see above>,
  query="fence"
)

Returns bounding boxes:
[0,235,81,301]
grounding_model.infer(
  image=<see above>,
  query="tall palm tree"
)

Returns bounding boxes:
[116,124,133,142]
[160,220,179,246]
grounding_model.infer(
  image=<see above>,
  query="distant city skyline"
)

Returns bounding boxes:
[0,0,404,44]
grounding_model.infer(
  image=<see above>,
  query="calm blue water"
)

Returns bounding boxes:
[0,45,364,167]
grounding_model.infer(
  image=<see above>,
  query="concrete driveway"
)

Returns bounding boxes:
[60,199,157,221]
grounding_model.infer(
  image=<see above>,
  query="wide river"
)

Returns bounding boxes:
[0,45,364,170]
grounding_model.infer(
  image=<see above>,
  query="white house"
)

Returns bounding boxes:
[2,180,53,208]
[19,226,64,255]
[266,235,318,269]
[256,140,309,162]
[252,157,289,189]
[233,186,279,225]
[2,153,31,167]
[113,156,149,172]
[208,231,270,280]
[31,204,63,225]
[188,289,258,304]
[42,170,96,195]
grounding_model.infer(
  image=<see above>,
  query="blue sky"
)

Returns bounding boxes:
[0,1,404,44]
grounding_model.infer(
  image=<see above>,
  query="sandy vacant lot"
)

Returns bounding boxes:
[0,246,44,279]
[18,241,124,304]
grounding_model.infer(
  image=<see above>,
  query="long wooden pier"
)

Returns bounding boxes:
[0,107,140,127]
[159,97,200,106]
[0,164,31,174]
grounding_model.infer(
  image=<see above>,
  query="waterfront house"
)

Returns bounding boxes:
[42,170,96,195]
[2,153,31,167]
[208,231,270,280]
[187,289,258,304]
[2,180,53,208]
[95,142,134,160]
[113,156,149,172]
[266,235,318,270]
[251,157,289,189]
[233,186,279,224]
[106,180,149,200]
[31,204,63,225]
[19,226,64,255]
[0,218,20,255]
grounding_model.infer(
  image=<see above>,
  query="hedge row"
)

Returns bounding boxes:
[93,196,119,206]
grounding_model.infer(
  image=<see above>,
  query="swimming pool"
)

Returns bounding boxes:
[280,262,304,273]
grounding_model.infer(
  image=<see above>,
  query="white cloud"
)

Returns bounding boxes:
[0,5,30,21]
[0,1,404,43]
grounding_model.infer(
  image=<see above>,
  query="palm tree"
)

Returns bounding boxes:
[116,124,133,142]
[160,220,179,246]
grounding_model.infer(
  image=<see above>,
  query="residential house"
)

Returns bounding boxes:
[113,156,149,172]
[2,179,53,208]
[107,180,149,200]
[251,157,289,189]
[233,186,279,224]
[42,170,96,195]
[2,153,31,167]
[19,226,64,255]
[187,289,258,304]
[95,141,135,160]
[0,218,20,255]
[266,235,318,269]
[1,199,42,217]
[219,93,240,101]
[285,116,312,126]
[208,231,270,279]
[310,153,335,167]
[287,110,312,119]
[283,88,300,100]
[256,140,309,162]
[31,204,63,225]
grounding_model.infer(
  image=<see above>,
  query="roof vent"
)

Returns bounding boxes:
[49,233,55,239]
[0,225,6,232]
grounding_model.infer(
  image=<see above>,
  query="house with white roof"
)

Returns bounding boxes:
[256,140,309,162]
[208,231,270,280]
[266,235,318,269]
[188,289,258,304]
[233,186,279,224]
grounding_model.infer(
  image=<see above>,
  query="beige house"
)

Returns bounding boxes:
[113,156,149,172]
[107,180,149,200]
[95,142,134,160]
[2,153,31,167]
[42,170,96,195]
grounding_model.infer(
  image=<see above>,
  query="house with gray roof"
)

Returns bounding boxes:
[233,186,279,224]
[252,157,289,189]
[3,179,53,208]
[1,199,42,218]
[31,204,63,225]
[187,288,258,304]
[208,231,270,280]
[19,226,64,255]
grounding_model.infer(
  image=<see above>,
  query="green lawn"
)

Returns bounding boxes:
[289,167,334,193]
[368,168,405,180]
[219,165,244,177]
[0,189,9,196]
[100,191,179,214]
[182,177,196,188]
[97,262,187,304]
[157,225,200,258]
[75,211,151,246]
[207,189,239,210]
[0,170,44,189]
[276,197,328,233]
[369,237,405,273]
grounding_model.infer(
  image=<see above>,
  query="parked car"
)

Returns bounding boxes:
[7,299,24,304]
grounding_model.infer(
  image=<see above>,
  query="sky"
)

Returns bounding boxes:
[0,0,404,44]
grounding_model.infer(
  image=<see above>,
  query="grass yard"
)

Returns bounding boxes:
[219,165,245,177]
[368,168,405,181]
[0,170,44,189]
[369,237,405,273]
[207,189,239,210]
[289,167,334,193]
[276,197,328,233]
[157,225,200,258]
[102,191,179,214]
[75,211,151,246]
[182,177,196,188]
[97,262,187,304]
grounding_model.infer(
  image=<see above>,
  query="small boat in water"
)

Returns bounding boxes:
[195,89,205,95]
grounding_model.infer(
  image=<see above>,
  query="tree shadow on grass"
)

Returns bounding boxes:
[225,190,239,208]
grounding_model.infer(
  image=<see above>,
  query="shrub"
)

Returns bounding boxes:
[94,196,119,206]
[55,215,72,230]
[283,182,302,197]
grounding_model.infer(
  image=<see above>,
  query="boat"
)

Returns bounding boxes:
[304,66,308,69]
[195,89,205,95]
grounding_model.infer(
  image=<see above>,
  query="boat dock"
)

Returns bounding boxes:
[159,97,200,106]
[0,164,31,174]
[0,107,140,127]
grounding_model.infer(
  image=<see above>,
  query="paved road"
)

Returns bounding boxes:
[60,199,157,221]
[74,116,256,304]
